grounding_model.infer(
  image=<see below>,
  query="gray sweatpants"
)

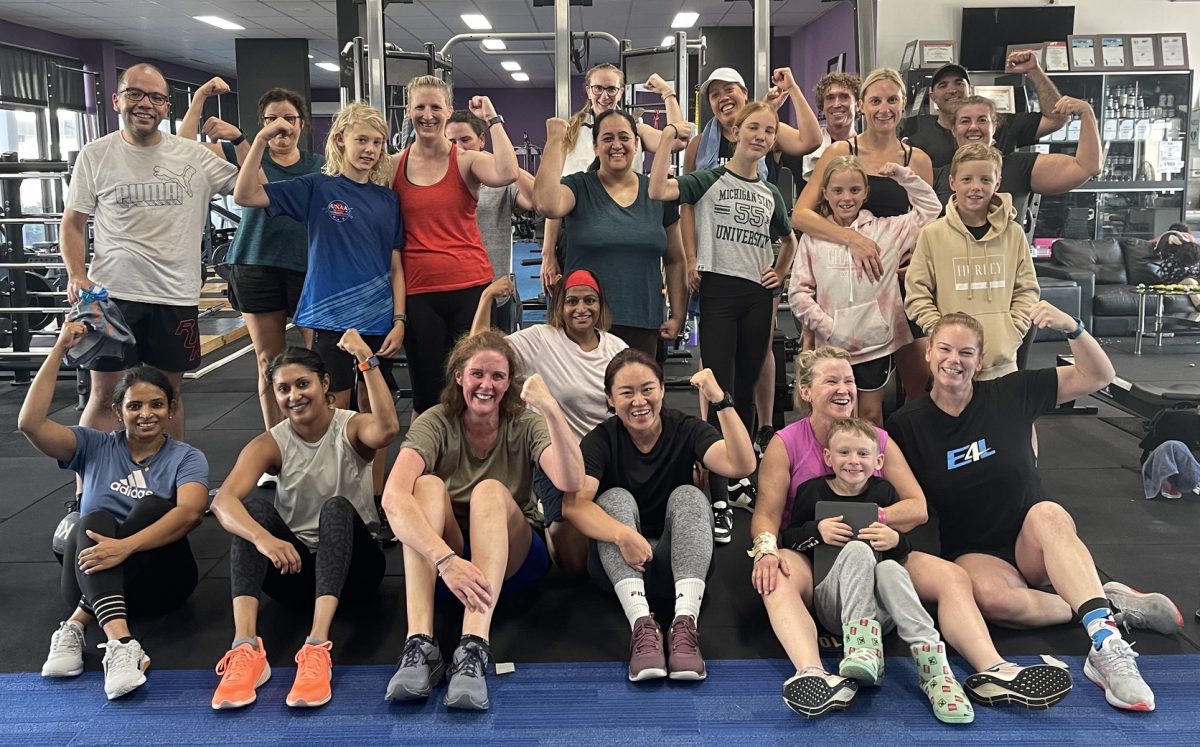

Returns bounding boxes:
[813,540,938,645]
[587,485,713,599]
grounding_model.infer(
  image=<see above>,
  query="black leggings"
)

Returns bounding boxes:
[61,495,199,627]
[404,283,488,412]
[230,494,385,605]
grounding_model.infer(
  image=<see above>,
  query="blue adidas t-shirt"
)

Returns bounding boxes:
[60,427,209,522]
[265,173,404,335]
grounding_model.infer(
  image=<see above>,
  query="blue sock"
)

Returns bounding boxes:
[1081,606,1120,650]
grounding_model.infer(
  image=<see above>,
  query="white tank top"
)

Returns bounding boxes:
[270,408,379,551]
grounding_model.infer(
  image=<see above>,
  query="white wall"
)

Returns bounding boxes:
[876,0,1200,79]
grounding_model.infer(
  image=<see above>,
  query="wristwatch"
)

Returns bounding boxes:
[392,313,408,324]
[229,130,246,146]
[357,355,380,372]
[712,393,735,411]
[487,114,505,127]
[1066,317,1086,340]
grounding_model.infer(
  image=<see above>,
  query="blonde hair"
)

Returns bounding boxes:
[859,67,907,102]
[406,75,453,113]
[827,417,880,449]
[950,142,1003,177]
[322,102,390,186]
[929,312,986,361]
[793,346,852,415]
[817,155,870,217]
[565,64,624,153]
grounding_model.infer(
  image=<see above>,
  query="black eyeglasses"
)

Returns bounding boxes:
[589,85,621,97]
[263,115,301,125]
[119,88,171,106]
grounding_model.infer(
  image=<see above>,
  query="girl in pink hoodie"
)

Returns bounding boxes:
[789,156,941,424]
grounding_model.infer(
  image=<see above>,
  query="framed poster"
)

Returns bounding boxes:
[1044,41,1070,72]
[900,40,918,71]
[974,85,1016,114]
[1157,33,1189,69]
[1099,35,1129,70]
[1129,35,1157,68]
[1068,35,1099,71]
[827,53,846,74]
[919,40,956,66]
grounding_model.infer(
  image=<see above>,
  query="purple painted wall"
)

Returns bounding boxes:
[790,0,858,115]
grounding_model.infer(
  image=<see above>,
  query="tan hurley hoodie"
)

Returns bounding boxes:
[905,192,1040,380]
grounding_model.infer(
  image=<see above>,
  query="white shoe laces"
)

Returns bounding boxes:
[50,622,83,657]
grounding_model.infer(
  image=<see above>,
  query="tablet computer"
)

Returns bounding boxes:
[813,500,880,586]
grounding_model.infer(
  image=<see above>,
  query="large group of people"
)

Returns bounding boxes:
[19,56,1186,723]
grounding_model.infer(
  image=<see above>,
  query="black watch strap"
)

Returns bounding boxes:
[1066,318,1086,340]
[229,131,246,146]
[487,115,505,127]
[712,393,735,411]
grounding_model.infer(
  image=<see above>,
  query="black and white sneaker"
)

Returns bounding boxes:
[782,668,858,718]
[728,478,756,512]
[964,660,1072,709]
[712,501,733,544]
[753,426,775,459]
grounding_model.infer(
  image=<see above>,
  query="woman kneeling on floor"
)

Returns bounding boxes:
[563,350,756,682]
[382,330,584,711]
[209,332,398,709]
[21,322,209,700]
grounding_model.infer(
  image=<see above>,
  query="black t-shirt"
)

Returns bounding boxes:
[933,150,1038,225]
[581,407,722,537]
[884,368,1059,559]
[781,475,910,561]
[966,223,990,240]
[900,112,1043,168]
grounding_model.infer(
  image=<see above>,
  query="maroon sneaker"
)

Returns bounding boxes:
[667,614,706,681]
[628,615,667,681]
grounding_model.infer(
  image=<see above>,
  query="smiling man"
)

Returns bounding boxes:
[61,63,239,442]
[802,72,862,181]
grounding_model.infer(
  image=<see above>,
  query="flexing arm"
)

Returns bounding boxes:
[342,329,401,453]
[525,375,585,493]
[878,440,929,531]
[514,168,537,211]
[1030,97,1102,195]
[638,73,690,154]
[1029,301,1115,403]
[234,118,291,207]
[464,97,518,188]
[772,67,823,156]
[647,124,689,201]
[533,118,577,218]
[179,77,244,160]
[694,369,756,478]
[470,276,515,336]
[1006,51,1068,137]
[17,323,85,460]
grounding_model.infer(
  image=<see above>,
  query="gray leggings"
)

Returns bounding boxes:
[813,540,938,645]
[587,485,713,599]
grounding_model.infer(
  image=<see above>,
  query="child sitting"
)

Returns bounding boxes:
[782,417,973,724]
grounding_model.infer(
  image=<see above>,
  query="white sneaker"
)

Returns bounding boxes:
[1084,638,1155,711]
[257,472,277,489]
[100,639,151,700]
[41,621,85,677]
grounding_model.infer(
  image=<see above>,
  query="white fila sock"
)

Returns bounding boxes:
[614,578,651,629]
[674,578,706,622]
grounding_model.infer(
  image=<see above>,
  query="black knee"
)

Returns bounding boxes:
[73,510,118,552]
[319,495,356,526]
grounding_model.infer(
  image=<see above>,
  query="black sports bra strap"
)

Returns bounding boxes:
[902,140,913,166]
[849,136,859,156]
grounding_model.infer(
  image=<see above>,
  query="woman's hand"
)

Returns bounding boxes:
[337,328,372,360]
[659,316,682,342]
[689,367,725,404]
[468,96,498,121]
[847,234,884,282]
[1029,299,1077,333]
[760,265,781,290]
[78,531,134,574]
[441,556,493,613]
[254,534,303,574]
[485,275,515,302]
[55,321,88,351]
[615,526,654,572]
[817,515,852,547]
[257,117,294,142]
[752,552,790,596]
[877,162,910,181]
[764,86,791,111]
[520,373,555,412]
[687,265,702,293]
[201,117,242,143]
[545,117,569,143]
[858,521,899,551]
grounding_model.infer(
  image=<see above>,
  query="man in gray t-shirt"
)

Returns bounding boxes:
[61,62,237,439]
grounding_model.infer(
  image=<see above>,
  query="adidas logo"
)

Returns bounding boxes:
[110,469,152,499]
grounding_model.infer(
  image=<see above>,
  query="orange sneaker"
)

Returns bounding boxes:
[212,639,271,710]
[286,641,333,708]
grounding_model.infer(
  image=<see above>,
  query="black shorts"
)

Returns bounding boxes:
[227,264,305,316]
[852,354,893,392]
[533,465,565,524]
[89,299,200,373]
[311,329,394,393]
[945,545,1019,568]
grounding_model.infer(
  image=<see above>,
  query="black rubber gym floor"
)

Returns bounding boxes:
[1,330,1197,676]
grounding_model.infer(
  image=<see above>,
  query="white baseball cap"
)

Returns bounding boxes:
[700,67,747,98]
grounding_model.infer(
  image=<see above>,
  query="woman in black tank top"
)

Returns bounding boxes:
[849,136,915,218]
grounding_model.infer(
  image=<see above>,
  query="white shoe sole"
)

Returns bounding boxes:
[212,662,271,710]
[105,654,150,700]
[1083,656,1155,711]
[41,663,84,678]
[628,667,667,682]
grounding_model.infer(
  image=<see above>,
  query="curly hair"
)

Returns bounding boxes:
[439,329,527,420]
[322,102,390,185]
[814,72,862,112]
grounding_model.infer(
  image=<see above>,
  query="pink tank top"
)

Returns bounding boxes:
[775,418,888,527]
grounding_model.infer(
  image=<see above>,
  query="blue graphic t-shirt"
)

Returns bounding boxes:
[266,173,404,334]
[60,427,209,523]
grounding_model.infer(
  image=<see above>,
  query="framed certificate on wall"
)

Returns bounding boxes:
[1157,34,1189,69]
[1068,35,1099,71]
[1099,35,1129,70]
[1129,35,1157,68]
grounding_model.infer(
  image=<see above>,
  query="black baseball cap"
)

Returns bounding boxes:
[931,63,970,87]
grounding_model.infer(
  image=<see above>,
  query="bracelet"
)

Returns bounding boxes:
[662,92,678,101]
[747,531,779,562]
[393,313,408,324]
[434,551,456,575]
[877,507,888,525]
[229,131,246,146]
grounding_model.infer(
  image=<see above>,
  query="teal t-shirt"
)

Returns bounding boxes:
[222,143,325,272]
[561,171,679,330]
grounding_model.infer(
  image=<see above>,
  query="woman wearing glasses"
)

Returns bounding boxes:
[539,65,686,295]
[182,84,325,471]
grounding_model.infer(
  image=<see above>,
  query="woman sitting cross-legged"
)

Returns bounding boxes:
[382,330,584,711]
[208,332,398,710]
[20,322,208,700]
[563,350,756,681]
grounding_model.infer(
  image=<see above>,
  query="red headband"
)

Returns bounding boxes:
[563,269,600,293]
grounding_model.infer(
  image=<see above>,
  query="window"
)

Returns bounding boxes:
[0,105,51,245]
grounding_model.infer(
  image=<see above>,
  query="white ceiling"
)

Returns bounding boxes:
[0,0,833,88]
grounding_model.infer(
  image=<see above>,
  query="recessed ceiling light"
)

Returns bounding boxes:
[671,12,699,29]
[501,60,521,72]
[315,62,339,72]
[193,16,245,31]
[661,36,674,47]
[512,72,530,82]
[461,14,492,30]
[482,39,506,50]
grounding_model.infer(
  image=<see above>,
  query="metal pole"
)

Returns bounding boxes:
[366,0,386,113]
[674,31,689,124]
[853,0,876,74]
[753,0,770,100]
[440,31,621,58]
[555,0,571,118]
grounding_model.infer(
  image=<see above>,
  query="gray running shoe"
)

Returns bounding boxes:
[443,637,491,710]
[782,668,858,718]
[385,635,445,701]
[667,615,706,681]
[100,639,150,700]
[1104,581,1184,635]
[1084,638,1155,711]
[628,615,667,681]
[42,620,85,678]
